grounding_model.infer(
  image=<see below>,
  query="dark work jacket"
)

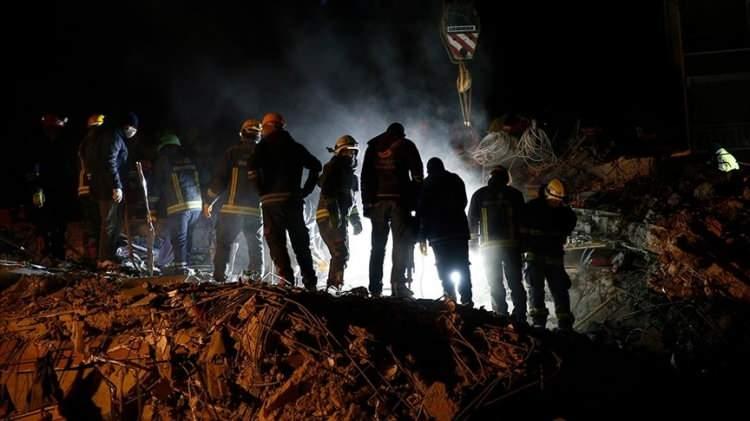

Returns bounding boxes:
[468,180,525,248]
[361,133,423,210]
[89,126,128,200]
[250,130,322,205]
[418,169,469,243]
[151,145,202,216]
[207,140,260,217]
[522,198,577,257]
[316,155,360,221]
[77,126,101,197]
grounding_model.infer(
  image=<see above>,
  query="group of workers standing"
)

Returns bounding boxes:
[24,111,577,330]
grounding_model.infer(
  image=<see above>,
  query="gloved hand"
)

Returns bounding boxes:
[419,241,428,256]
[202,203,213,218]
[32,189,45,208]
[350,215,363,235]
[112,188,123,203]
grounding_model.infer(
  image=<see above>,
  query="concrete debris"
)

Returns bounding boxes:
[0,270,555,420]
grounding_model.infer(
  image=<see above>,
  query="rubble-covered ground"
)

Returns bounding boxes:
[2,150,750,420]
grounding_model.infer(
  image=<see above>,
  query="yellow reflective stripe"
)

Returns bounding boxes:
[260,193,292,204]
[316,209,330,220]
[167,200,202,215]
[78,186,90,196]
[171,174,184,203]
[220,204,261,216]
[228,167,238,206]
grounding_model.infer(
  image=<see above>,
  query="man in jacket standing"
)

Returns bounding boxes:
[89,112,139,269]
[316,135,363,291]
[361,123,423,298]
[204,119,264,282]
[250,112,321,290]
[523,178,577,331]
[151,133,202,274]
[418,157,472,305]
[77,114,105,263]
[468,166,527,323]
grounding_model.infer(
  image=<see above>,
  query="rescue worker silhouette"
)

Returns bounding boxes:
[249,112,322,290]
[27,113,71,260]
[418,157,472,305]
[77,114,105,263]
[523,178,577,330]
[204,119,264,282]
[88,112,139,269]
[151,133,202,274]
[316,135,363,291]
[468,166,527,323]
[361,122,423,298]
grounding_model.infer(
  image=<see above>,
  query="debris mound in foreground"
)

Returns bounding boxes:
[0,273,551,420]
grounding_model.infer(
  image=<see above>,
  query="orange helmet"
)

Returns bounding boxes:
[544,178,566,200]
[261,112,286,129]
[240,118,261,134]
[87,114,105,127]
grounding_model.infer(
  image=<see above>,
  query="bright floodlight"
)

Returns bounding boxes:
[450,271,461,283]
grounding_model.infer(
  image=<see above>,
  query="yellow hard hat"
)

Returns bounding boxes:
[545,178,566,200]
[87,114,105,127]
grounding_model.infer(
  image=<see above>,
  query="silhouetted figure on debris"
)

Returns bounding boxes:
[316,135,363,291]
[361,122,424,298]
[250,112,321,290]
[523,178,577,330]
[151,134,202,275]
[468,166,526,322]
[204,119,264,282]
[418,157,472,305]
[88,112,139,270]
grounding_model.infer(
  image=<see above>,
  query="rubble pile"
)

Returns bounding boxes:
[0,270,552,420]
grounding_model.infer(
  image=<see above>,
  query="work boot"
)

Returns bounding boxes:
[303,276,318,292]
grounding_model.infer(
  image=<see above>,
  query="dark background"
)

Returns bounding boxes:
[3,0,687,197]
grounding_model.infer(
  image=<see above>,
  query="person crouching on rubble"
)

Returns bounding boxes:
[468,166,526,324]
[89,112,139,270]
[316,135,364,292]
[418,157,473,306]
[204,119,264,283]
[150,134,202,275]
[523,178,577,331]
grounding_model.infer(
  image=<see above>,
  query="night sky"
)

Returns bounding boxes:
[5,0,680,162]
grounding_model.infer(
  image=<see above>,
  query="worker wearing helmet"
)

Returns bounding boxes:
[27,113,72,260]
[523,178,577,331]
[76,113,106,263]
[361,122,424,298]
[151,133,203,274]
[468,166,526,323]
[419,157,472,305]
[204,119,264,282]
[249,112,322,290]
[316,135,363,291]
[88,112,139,269]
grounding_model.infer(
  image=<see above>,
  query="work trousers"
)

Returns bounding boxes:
[317,216,349,288]
[214,213,263,282]
[482,246,527,318]
[97,199,123,262]
[164,210,200,269]
[525,254,574,329]
[431,239,472,304]
[262,200,316,288]
[367,200,409,295]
